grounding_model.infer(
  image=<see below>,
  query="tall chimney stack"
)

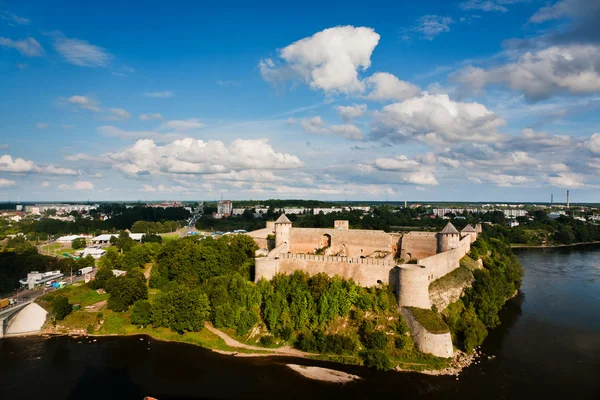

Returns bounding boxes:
[567,190,570,209]
[551,193,553,206]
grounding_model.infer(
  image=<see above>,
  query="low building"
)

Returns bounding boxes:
[82,247,106,259]
[19,270,64,289]
[56,235,87,243]
[90,233,143,244]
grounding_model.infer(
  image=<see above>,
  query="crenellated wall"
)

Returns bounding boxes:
[417,236,471,281]
[289,228,394,258]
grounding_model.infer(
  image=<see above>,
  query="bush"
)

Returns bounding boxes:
[277,326,293,341]
[151,287,210,332]
[236,308,258,336]
[324,334,358,354]
[52,295,72,321]
[361,350,392,371]
[72,237,87,250]
[86,324,94,334]
[295,332,318,352]
[130,300,152,326]
[394,335,412,350]
[364,330,389,350]
[260,335,274,346]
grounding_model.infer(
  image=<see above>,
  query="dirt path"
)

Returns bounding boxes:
[204,323,310,357]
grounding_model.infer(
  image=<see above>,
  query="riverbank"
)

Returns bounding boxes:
[511,241,600,249]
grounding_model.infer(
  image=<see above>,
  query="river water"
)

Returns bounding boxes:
[1,245,600,399]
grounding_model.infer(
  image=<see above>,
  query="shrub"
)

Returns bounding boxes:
[130,300,152,326]
[277,326,293,341]
[260,335,274,346]
[86,324,94,334]
[295,332,318,352]
[364,331,389,350]
[324,334,358,354]
[236,308,259,336]
[52,295,72,321]
[361,350,391,371]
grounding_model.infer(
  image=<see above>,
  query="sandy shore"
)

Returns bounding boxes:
[287,364,361,383]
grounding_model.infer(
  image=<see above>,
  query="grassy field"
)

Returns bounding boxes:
[39,243,78,258]
[160,233,180,241]
[405,307,450,334]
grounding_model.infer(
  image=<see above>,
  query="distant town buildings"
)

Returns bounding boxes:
[146,201,183,209]
[23,204,97,214]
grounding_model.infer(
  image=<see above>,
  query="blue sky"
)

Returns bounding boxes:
[1,0,600,202]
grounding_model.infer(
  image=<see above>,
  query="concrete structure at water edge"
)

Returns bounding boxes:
[250,217,479,358]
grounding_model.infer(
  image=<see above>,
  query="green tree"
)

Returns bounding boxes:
[52,295,72,320]
[71,237,87,249]
[91,266,114,290]
[130,300,152,326]
[151,287,210,332]
[106,272,148,312]
[361,350,391,370]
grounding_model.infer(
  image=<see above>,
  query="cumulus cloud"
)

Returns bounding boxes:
[372,93,505,144]
[158,119,204,131]
[0,154,79,175]
[105,108,131,120]
[335,104,367,122]
[101,138,303,176]
[451,45,600,101]
[49,31,113,67]
[547,172,586,188]
[402,15,454,41]
[97,126,185,141]
[140,113,164,121]
[586,133,600,153]
[66,95,100,112]
[1,12,30,25]
[460,0,528,13]
[0,178,16,187]
[364,72,421,101]
[299,117,364,140]
[143,91,174,98]
[260,26,380,94]
[0,37,45,57]
[373,155,438,185]
[140,184,188,193]
[41,181,50,188]
[58,181,94,190]
[36,122,49,129]
[469,172,533,187]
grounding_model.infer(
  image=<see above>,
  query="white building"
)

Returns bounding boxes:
[217,200,233,216]
[56,235,87,243]
[19,270,64,289]
[90,233,144,244]
[82,247,106,259]
[24,204,98,215]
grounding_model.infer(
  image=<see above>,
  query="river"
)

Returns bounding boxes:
[1,245,600,399]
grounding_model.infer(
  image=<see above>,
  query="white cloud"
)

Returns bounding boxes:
[0,154,79,175]
[530,0,571,23]
[36,122,49,129]
[364,72,421,101]
[329,124,364,140]
[101,138,303,176]
[372,93,506,144]
[58,181,94,191]
[140,113,164,121]
[299,117,364,140]
[41,181,50,188]
[547,172,585,188]
[0,144,8,150]
[104,108,131,120]
[158,119,204,131]
[300,117,329,134]
[140,184,189,193]
[49,31,113,67]
[0,37,45,57]
[460,0,528,13]
[402,15,454,41]
[374,155,420,171]
[335,104,367,122]
[1,12,31,25]
[0,178,16,187]
[66,95,100,112]
[452,45,600,101]
[586,133,600,153]
[143,91,174,98]
[260,26,380,94]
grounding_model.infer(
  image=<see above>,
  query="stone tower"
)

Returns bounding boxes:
[461,224,477,243]
[274,214,292,248]
[437,222,460,253]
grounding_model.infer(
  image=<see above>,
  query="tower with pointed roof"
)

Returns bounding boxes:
[461,224,477,243]
[437,222,460,253]
[274,214,292,248]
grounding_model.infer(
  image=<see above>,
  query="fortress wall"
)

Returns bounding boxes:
[398,265,431,308]
[401,308,454,358]
[276,254,395,287]
[290,228,393,257]
[418,236,471,281]
[255,258,278,282]
[400,232,438,260]
[248,227,274,249]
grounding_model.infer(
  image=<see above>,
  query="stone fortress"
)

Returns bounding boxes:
[250,215,482,358]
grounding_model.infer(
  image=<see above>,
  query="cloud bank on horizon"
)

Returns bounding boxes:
[1,0,600,202]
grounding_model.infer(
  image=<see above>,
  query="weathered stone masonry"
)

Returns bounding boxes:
[251,215,479,358]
